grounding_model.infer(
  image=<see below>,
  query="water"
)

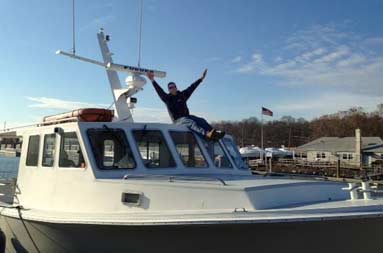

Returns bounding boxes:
[0,156,19,179]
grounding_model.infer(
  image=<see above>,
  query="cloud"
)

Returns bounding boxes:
[237,53,264,73]
[364,37,383,46]
[275,93,383,118]
[26,97,106,110]
[205,57,221,63]
[131,107,171,123]
[231,56,242,63]
[26,97,171,123]
[80,15,115,32]
[236,24,383,96]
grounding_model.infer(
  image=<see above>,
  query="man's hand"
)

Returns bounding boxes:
[147,71,155,81]
[201,69,208,81]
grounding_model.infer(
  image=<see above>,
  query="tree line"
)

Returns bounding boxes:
[212,104,383,148]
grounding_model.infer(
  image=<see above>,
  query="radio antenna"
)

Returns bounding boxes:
[137,0,144,67]
[72,0,76,55]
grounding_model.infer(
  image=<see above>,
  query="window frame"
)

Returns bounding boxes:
[201,138,234,169]
[132,129,176,169]
[169,131,208,169]
[58,131,86,169]
[26,135,41,167]
[87,128,136,170]
[41,133,57,167]
[223,137,248,170]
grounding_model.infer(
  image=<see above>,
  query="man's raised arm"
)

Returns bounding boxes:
[183,69,208,100]
[147,71,167,102]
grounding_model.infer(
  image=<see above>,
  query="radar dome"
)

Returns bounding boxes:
[125,74,146,89]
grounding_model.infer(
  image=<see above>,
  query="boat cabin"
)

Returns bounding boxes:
[18,110,247,178]
[0,109,252,211]
[0,109,360,218]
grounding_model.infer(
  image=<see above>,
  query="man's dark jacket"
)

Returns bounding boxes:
[151,79,202,121]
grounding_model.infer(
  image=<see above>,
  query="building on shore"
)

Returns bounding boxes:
[295,129,383,167]
[0,132,22,157]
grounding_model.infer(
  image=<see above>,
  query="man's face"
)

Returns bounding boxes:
[168,84,178,95]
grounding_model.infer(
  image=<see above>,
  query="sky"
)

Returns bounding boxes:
[1,0,383,127]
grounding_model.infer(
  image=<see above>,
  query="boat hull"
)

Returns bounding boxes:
[0,214,382,253]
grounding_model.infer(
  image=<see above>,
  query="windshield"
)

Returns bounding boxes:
[223,138,248,170]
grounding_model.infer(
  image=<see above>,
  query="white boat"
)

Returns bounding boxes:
[1,30,383,253]
[240,145,265,159]
[265,147,294,158]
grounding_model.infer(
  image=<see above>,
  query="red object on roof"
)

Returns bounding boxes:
[43,108,114,123]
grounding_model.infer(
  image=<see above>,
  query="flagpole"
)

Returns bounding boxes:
[261,113,264,150]
[261,109,264,164]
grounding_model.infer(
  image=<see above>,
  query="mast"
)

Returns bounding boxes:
[56,29,166,122]
[56,0,166,122]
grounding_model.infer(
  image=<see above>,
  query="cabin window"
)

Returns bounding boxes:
[201,140,233,168]
[87,128,136,170]
[342,154,347,160]
[321,153,326,158]
[169,131,207,168]
[223,138,248,169]
[26,135,40,166]
[316,153,320,158]
[42,134,56,167]
[348,154,353,160]
[133,130,175,168]
[59,132,85,168]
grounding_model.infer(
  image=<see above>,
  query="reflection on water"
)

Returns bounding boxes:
[0,156,19,179]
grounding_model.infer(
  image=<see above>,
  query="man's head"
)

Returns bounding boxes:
[168,82,178,95]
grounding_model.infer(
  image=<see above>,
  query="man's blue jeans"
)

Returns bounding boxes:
[174,115,213,138]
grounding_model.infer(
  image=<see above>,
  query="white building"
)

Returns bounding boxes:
[296,129,383,167]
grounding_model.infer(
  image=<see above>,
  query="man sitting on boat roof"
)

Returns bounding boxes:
[147,69,225,141]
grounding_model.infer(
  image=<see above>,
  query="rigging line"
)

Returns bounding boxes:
[72,0,76,55]
[17,207,41,253]
[107,101,115,110]
[137,0,144,67]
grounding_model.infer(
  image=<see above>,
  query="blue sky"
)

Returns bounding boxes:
[1,0,383,126]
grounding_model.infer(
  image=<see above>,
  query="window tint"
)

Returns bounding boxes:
[133,130,175,168]
[170,131,207,168]
[26,135,40,166]
[59,132,85,168]
[202,140,233,168]
[88,128,136,170]
[42,134,56,167]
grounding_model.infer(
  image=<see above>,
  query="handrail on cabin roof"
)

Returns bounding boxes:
[123,174,227,186]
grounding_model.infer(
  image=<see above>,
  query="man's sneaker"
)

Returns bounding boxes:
[215,130,226,140]
[210,130,226,141]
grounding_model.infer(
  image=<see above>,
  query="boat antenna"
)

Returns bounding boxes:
[137,0,144,67]
[72,0,76,55]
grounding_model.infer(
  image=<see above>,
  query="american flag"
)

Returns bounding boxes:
[262,107,273,116]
